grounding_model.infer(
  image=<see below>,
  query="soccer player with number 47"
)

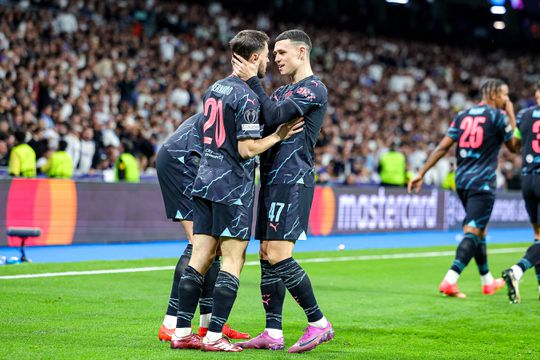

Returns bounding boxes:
[232,29,334,353]
[408,79,518,299]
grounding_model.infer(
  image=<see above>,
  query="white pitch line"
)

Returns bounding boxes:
[0,247,525,280]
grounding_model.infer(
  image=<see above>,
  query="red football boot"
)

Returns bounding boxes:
[482,278,505,295]
[439,280,466,298]
[198,324,250,339]
[158,325,174,342]
[202,337,243,352]
[170,333,202,350]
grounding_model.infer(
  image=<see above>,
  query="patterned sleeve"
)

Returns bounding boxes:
[446,116,460,141]
[285,80,328,117]
[498,112,514,143]
[236,94,261,140]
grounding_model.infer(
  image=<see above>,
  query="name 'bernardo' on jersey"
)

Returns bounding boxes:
[211,83,233,96]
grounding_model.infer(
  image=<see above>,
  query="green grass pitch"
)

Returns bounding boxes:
[1,244,539,359]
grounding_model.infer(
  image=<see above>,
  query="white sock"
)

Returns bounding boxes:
[444,270,460,284]
[205,331,222,342]
[162,315,176,329]
[199,313,211,328]
[309,316,328,329]
[266,328,283,339]
[480,272,494,286]
[511,265,524,281]
[172,327,191,340]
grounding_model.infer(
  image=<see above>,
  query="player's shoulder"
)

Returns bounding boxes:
[517,105,540,118]
[289,75,328,104]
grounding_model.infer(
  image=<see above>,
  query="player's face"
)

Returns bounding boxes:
[256,42,270,78]
[493,84,509,109]
[535,89,540,105]
[273,39,303,76]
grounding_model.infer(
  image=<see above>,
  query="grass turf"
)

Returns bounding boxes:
[1,243,539,359]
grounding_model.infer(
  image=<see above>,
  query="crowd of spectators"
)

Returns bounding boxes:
[0,0,538,188]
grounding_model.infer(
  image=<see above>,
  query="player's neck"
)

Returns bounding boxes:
[482,99,497,108]
[290,64,313,84]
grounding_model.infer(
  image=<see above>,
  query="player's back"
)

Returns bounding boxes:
[517,105,540,175]
[447,103,513,191]
[261,75,328,186]
[193,76,261,205]
[163,113,204,163]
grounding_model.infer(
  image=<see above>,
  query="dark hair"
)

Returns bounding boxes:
[229,30,269,61]
[480,78,506,99]
[536,81,540,91]
[275,29,312,51]
[14,130,26,144]
[58,139,68,151]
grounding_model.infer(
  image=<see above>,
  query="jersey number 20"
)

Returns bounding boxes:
[203,98,226,148]
[459,116,486,149]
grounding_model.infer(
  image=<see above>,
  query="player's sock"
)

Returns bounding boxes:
[207,271,240,334]
[443,269,460,284]
[450,232,480,275]
[199,256,220,326]
[165,244,192,320]
[176,265,204,329]
[260,259,286,331]
[514,242,540,281]
[266,328,284,339]
[309,316,329,329]
[272,257,324,323]
[480,272,494,286]
[511,265,524,281]
[474,237,490,279]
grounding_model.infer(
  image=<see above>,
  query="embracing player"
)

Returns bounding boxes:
[232,29,334,353]
[169,30,304,352]
[155,113,249,341]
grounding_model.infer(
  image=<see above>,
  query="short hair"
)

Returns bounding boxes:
[14,130,26,144]
[536,81,540,91]
[58,139,68,151]
[229,30,269,61]
[275,29,312,52]
[480,78,506,99]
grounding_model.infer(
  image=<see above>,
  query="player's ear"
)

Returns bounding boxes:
[249,52,259,64]
[298,45,307,60]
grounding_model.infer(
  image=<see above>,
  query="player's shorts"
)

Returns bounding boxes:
[156,147,196,222]
[255,183,314,241]
[521,174,540,224]
[193,196,253,241]
[456,188,496,230]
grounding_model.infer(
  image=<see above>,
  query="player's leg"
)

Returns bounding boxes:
[237,189,286,350]
[155,147,197,341]
[264,184,333,353]
[440,190,489,298]
[197,250,219,337]
[502,241,540,304]
[159,220,194,341]
[202,237,248,352]
[171,197,219,350]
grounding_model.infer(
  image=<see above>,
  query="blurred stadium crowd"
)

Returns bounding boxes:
[0,0,538,188]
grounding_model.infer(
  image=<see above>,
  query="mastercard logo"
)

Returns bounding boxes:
[309,186,335,236]
[6,179,77,246]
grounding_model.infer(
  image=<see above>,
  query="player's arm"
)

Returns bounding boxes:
[408,136,455,193]
[503,100,520,153]
[238,118,304,159]
[232,54,301,127]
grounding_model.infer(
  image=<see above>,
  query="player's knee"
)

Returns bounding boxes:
[463,225,483,237]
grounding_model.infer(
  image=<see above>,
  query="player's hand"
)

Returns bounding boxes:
[232,53,258,81]
[504,100,515,116]
[407,175,423,193]
[276,117,304,140]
